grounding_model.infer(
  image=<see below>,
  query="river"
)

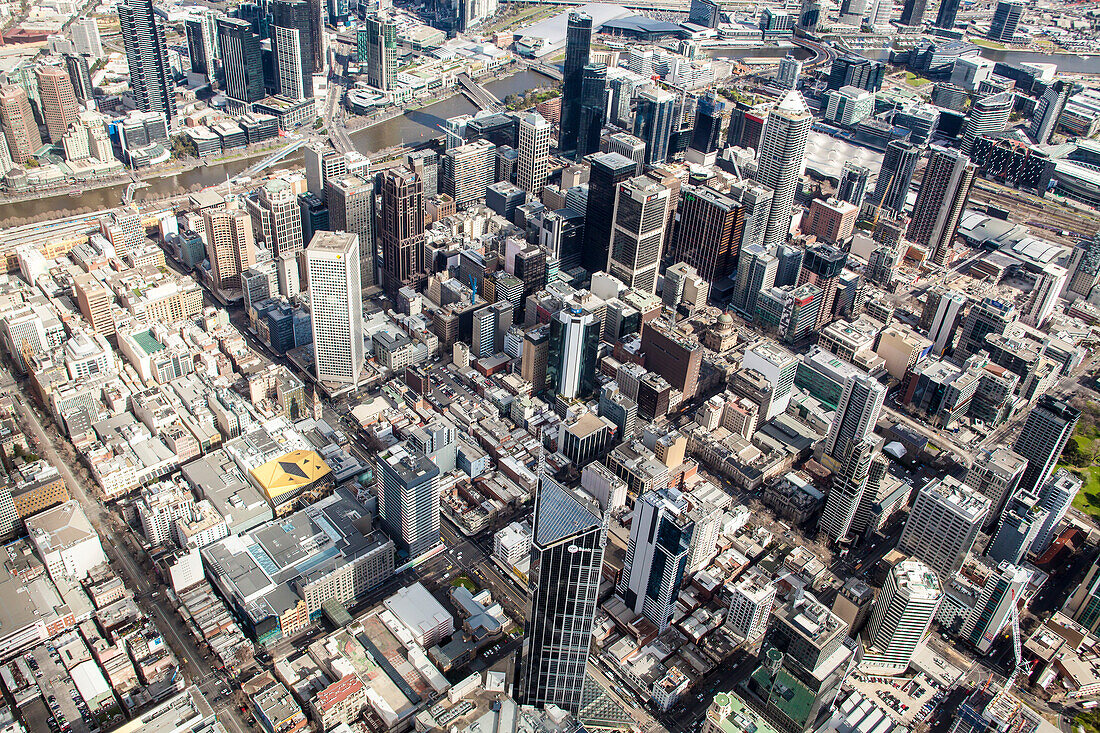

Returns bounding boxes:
[0,69,557,224]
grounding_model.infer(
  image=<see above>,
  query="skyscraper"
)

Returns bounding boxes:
[920,286,967,355]
[988,0,1023,40]
[986,490,1046,565]
[619,489,695,631]
[379,166,425,300]
[1029,80,1071,145]
[954,297,1015,361]
[71,16,104,59]
[860,560,941,675]
[35,67,77,143]
[688,0,720,26]
[443,138,495,210]
[119,0,175,125]
[203,206,256,294]
[576,63,607,159]
[837,162,870,207]
[741,340,798,420]
[305,143,347,198]
[633,85,677,165]
[581,152,637,274]
[0,86,41,164]
[607,176,670,293]
[670,185,744,284]
[376,442,441,558]
[520,475,605,713]
[796,243,846,328]
[898,476,990,580]
[547,306,599,400]
[1013,396,1080,499]
[307,231,364,385]
[687,91,728,165]
[726,571,776,641]
[906,147,975,266]
[756,90,812,248]
[256,179,303,260]
[560,11,592,153]
[271,0,313,100]
[64,54,94,103]
[326,175,375,288]
[960,92,1012,154]
[899,0,928,25]
[731,244,777,317]
[871,140,921,214]
[821,436,876,545]
[358,13,396,91]
[775,55,802,90]
[827,55,885,93]
[185,11,219,80]
[934,0,961,28]
[965,446,1028,531]
[823,372,885,463]
[1066,234,1100,300]
[216,17,264,106]
[517,112,551,195]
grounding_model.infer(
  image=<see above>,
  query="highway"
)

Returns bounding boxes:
[5,375,248,733]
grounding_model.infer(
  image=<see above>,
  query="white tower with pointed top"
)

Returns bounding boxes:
[755,89,812,249]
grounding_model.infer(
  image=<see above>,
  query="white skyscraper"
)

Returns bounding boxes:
[1032,468,1082,554]
[823,372,886,463]
[618,489,696,631]
[307,231,364,385]
[1022,263,1068,328]
[898,475,990,580]
[820,434,876,543]
[376,442,441,558]
[517,111,551,195]
[860,559,942,674]
[755,89,812,248]
[726,570,776,642]
[71,16,104,59]
[273,25,306,100]
[741,339,798,420]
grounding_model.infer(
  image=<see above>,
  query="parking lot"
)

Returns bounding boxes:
[848,669,944,726]
[28,646,94,733]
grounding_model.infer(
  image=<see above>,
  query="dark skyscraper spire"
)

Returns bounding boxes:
[560,11,592,154]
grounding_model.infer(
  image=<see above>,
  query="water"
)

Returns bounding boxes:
[0,69,558,224]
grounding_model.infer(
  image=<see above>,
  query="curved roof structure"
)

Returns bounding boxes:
[250,450,332,500]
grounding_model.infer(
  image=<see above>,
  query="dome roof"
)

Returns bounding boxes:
[717,313,733,324]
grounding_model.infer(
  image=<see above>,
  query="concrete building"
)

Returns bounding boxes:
[307,231,364,385]
[726,570,776,642]
[26,501,106,581]
[376,442,441,558]
[860,559,941,675]
[898,476,990,580]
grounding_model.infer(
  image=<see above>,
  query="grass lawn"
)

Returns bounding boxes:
[971,38,1006,49]
[904,72,930,86]
[451,576,477,592]
[1066,464,1100,519]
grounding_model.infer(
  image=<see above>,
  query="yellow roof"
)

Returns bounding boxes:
[250,450,332,498]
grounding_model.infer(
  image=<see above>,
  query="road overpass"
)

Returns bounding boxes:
[456,73,504,112]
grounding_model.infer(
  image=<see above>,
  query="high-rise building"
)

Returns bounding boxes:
[326,175,374,288]
[307,231,364,385]
[959,559,1032,653]
[619,488,696,630]
[633,86,677,165]
[686,91,727,165]
[732,244,778,317]
[64,54,94,103]
[71,16,104,59]
[898,476,990,580]
[860,559,941,675]
[837,162,870,207]
[73,273,114,337]
[796,243,846,328]
[1013,395,1080,500]
[775,55,802,90]
[827,55,885,93]
[443,138,495,210]
[1066,234,1100,300]
[954,297,1015,361]
[775,243,803,287]
[934,0,961,27]
[185,10,219,79]
[216,17,264,106]
[203,206,256,294]
[899,0,928,25]
[255,179,303,262]
[522,326,550,393]
[299,191,328,245]
[560,11,592,153]
[986,490,1045,565]
[726,570,776,641]
[603,131,645,173]
[576,64,607,160]
[119,0,175,125]
[988,0,1023,40]
[358,13,396,91]
[820,434,877,544]
[376,442,441,558]
[804,197,858,244]
[961,92,1012,154]
[520,475,605,714]
[1022,263,1067,328]
[1066,558,1100,633]
[607,176,670,293]
[740,340,798,420]
[688,0,720,26]
[727,179,774,253]
[965,446,1028,531]
[517,112,551,195]
[547,306,599,400]
[823,372,885,463]
[870,140,921,214]
[1029,80,1071,145]
[379,166,425,300]
[271,0,313,100]
[36,66,78,143]
[0,86,41,164]
[920,286,967,355]
[581,152,637,274]
[907,147,975,266]
[670,185,743,284]
[756,90,812,248]
[641,319,703,400]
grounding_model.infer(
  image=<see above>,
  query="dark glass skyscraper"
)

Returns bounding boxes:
[1013,396,1080,498]
[380,166,426,300]
[560,11,592,154]
[581,152,637,273]
[827,55,885,92]
[520,475,605,714]
[988,0,1022,40]
[358,13,397,91]
[934,0,961,28]
[271,0,314,99]
[576,63,607,159]
[633,85,676,164]
[871,140,921,214]
[670,185,743,283]
[119,0,175,124]
[217,17,265,104]
[688,91,727,157]
[687,0,720,26]
[837,162,870,207]
[899,0,928,25]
